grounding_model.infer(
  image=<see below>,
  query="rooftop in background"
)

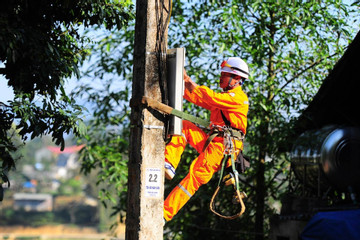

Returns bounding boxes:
[293,31,360,137]
[47,144,85,154]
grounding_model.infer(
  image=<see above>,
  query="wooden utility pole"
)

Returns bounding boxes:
[126,0,170,239]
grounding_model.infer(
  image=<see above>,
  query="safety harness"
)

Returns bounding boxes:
[206,111,248,219]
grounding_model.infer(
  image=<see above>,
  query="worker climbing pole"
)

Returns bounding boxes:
[127,0,249,236]
[140,57,251,222]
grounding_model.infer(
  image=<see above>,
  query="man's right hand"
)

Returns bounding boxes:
[183,69,198,92]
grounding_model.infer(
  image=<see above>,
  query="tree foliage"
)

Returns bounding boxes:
[0,0,134,197]
[71,23,135,222]
[73,0,359,239]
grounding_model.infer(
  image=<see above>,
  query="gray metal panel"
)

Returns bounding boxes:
[167,48,185,136]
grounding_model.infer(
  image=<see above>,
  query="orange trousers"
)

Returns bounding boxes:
[164,120,242,221]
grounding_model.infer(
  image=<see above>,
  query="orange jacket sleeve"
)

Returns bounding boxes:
[185,86,246,110]
[184,85,249,133]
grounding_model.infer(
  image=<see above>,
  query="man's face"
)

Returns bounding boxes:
[220,72,235,89]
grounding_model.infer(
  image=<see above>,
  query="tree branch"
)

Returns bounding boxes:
[270,49,346,102]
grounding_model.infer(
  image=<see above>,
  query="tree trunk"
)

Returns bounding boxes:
[254,10,276,240]
[255,148,266,240]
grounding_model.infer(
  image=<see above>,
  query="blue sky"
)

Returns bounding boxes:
[0,74,78,103]
[0,75,13,103]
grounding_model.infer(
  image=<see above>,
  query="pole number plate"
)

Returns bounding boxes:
[145,167,162,198]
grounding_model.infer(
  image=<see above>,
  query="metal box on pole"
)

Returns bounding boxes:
[167,48,185,136]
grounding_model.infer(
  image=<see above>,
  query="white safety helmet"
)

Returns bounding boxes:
[220,57,249,79]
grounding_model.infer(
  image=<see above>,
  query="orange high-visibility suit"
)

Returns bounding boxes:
[164,85,249,221]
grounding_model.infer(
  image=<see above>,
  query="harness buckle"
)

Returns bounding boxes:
[223,173,235,186]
